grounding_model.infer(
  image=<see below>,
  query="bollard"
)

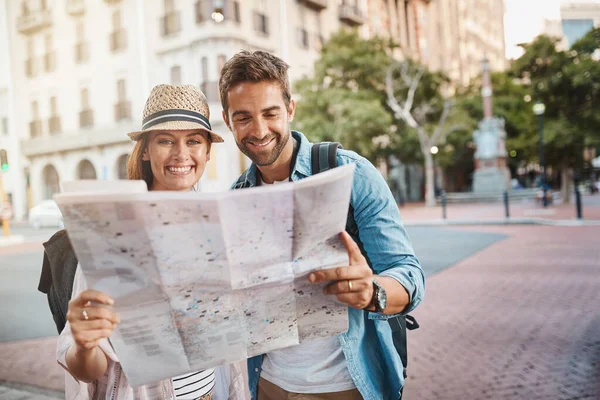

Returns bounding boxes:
[575,184,583,220]
[504,190,510,219]
[441,189,447,220]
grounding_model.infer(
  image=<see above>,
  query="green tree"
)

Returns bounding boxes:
[293,30,395,161]
[510,30,600,200]
[295,30,468,205]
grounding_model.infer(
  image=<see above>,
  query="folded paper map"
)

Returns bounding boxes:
[55,164,355,386]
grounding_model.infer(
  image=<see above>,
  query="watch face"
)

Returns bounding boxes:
[377,287,387,311]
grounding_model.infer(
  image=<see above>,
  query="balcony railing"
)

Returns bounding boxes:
[297,0,327,12]
[79,109,94,128]
[66,0,85,16]
[114,101,131,121]
[29,120,42,138]
[17,9,52,35]
[44,52,56,73]
[161,12,181,36]
[25,58,37,78]
[200,81,219,103]
[48,116,61,135]
[338,4,365,26]
[109,30,127,53]
[75,42,89,63]
[297,28,309,49]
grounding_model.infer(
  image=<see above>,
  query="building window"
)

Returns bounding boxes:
[25,39,36,77]
[30,101,42,138]
[232,1,241,23]
[115,79,131,121]
[253,11,269,36]
[297,28,309,49]
[75,22,89,63]
[161,0,180,36]
[217,54,226,77]
[80,88,93,128]
[200,56,209,85]
[110,10,127,52]
[44,34,56,72]
[117,154,128,179]
[195,0,206,23]
[170,65,182,85]
[48,96,61,134]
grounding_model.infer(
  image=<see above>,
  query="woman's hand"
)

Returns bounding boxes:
[67,289,119,351]
[65,289,119,382]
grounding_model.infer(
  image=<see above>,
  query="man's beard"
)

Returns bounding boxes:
[239,130,291,167]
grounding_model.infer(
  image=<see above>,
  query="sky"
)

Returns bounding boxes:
[503,0,563,59]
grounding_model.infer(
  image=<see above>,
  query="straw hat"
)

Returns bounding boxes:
[127,84,224,143]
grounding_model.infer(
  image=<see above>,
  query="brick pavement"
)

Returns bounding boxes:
[0,337,63,391]
[403,225,600,399]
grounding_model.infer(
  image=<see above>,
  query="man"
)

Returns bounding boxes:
[219,50,425,400]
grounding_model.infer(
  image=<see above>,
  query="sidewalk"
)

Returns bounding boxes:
[0,337,64,392]
[403,225,600,399]
[398,194,600,225]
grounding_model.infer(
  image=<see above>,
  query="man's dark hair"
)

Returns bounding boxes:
[219,50,291,115]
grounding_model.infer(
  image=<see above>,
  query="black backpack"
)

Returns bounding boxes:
[38,229,79,334]
[234,141,419,381]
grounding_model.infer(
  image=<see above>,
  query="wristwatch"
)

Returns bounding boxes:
[372,278,387,313]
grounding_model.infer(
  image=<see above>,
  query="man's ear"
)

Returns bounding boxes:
[288,99,296,122]
[222,110,231,131]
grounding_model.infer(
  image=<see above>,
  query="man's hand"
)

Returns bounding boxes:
[308,231,374,310]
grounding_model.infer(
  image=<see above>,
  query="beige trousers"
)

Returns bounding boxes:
[257,377,363,400]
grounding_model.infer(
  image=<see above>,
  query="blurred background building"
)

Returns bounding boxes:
[1,0,508,220]
[560,0,600,47]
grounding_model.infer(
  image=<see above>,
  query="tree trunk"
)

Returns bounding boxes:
[561,166,571,204]
[424,151,436,207]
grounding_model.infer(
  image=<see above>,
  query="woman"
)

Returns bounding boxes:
[57,84,245,400]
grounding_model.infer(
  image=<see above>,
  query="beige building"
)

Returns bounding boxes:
[4,0,506,218]
[4,0,375,218]
[366,0,506,86]
[560,1,600,47]
[0,0,27,220]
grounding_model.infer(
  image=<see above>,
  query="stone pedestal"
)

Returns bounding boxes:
[473,161,510,193]
[472,117,510,193]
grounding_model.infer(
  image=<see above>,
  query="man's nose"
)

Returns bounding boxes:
[252,117,270,140]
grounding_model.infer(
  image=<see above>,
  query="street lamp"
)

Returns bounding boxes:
[533,101,548,207]
[430,146,439,196]
[211,0,225,23]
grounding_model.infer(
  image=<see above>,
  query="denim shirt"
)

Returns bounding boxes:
[232,131,425,400]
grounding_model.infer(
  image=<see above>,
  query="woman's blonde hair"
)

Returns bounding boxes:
[126,134,154,188]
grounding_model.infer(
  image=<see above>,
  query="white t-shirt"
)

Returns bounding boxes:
[259,176,355,393]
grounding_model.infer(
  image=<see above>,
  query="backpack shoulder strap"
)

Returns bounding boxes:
[311,142,342,174]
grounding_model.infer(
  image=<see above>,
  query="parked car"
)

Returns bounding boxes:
[29,200,64,229]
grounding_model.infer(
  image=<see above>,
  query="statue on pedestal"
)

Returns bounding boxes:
[472,57,511,193]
